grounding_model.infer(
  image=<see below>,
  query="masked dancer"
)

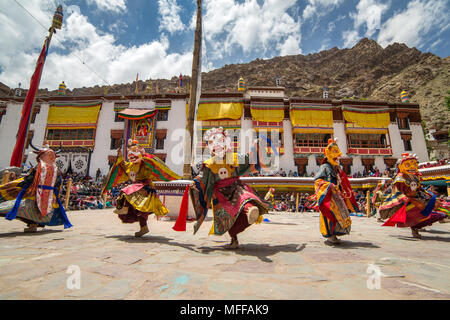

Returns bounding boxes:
[102,139,180,237]
[312,139,358,244]
[0,142,72,232]
[379,153,448,239]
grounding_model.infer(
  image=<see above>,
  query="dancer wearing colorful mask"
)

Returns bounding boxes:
[0,142,72,232]
[312,139,358,244]
[372,180,387,222]
[379,153,447,239]
[264,187,275,210]
[185,127,269,249]
[102,139,180,237]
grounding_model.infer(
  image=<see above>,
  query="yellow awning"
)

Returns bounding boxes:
[254,127,284,132]
[250,102,284,122]
[200,119,241,130]
[343,106,390,128]
[47,102,101,128]
[345,127,388,134]
[293,127,334,134]
[196,98,243,121]
[290,103,333,127]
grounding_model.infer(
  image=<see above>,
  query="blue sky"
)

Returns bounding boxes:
[0,0,448,90]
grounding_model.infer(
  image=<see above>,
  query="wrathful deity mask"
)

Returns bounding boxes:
[203,127,232,159]
[324,138,342,166]
[127,140,144,164]
[398,153,419,176]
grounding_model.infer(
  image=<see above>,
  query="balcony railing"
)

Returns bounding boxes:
[45,139,95,147]
[347,148,392,156]
[294,147,325,154]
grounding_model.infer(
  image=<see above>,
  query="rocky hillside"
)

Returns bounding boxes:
[5,38,449,132]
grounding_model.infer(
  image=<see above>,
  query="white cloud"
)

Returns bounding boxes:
[342,30,360,48]
[341,0,389,49]
[277,34,302,56]
[0,1,192,90]
[351,0,389,37]
[377,0,449,48]
[328,21,335,32]
[302,0,343,20]
[158,0,184,34]
[86,0,127,13]
[203,0,302,59]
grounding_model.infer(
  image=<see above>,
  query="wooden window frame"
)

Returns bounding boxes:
[347,133,389,149]
[397,116,410,130]
[156,110,169,121]
[294,133,331,148]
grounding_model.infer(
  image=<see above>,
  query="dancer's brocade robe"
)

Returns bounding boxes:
[0,168,72,228]
[379,173,447,228]
[313,163,358,238]
[102,153,181,220]
[190,153,268,235]
[264,190,275,210]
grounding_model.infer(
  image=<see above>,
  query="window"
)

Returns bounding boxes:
[347,133,388,148]
[401,133,412,151]
[403,139,412,151]
[46,129,95,141]
[156,137,165,150]
[155,129,167,150]
[156,110,169,121]
[295,133,331,148]
[110,138,121,150]
[258,130,284,149]
[110,130,123,150]
[30,105,41,124]
[397,116,410,130]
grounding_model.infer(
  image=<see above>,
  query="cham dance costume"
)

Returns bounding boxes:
[264,187,275,210]
[0,143,72,232]
[379,153,448,239]
[372,180,387,222]
[102,139,180,237]
[312,139,358,244]
[176,127,269,249]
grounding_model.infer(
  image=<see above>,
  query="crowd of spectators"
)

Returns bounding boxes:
[268,192,316,213]
[55,157,449,212]
[247,167,396,179]
[59,172,116,211]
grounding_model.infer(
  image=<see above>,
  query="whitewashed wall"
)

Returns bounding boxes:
[89,101,125,177]
[374,156,387,172]
[333,122,347,157]
[351,156,364,175]
[280,119,296,173]
[388,122,405,158]
[161,99,187,176]
[410,124,429,162]
[0,103,22,168]
[26,103,50,165]
[306,155,319,176]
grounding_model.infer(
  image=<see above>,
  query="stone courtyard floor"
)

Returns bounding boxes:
[0,209,449,300]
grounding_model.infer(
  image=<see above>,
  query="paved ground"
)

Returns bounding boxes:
[0,209,449,300]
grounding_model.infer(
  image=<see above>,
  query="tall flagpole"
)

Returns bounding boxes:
[10,5,63,167]
[182,0,202,179]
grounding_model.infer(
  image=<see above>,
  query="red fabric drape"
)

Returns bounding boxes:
[10,38,49,167]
